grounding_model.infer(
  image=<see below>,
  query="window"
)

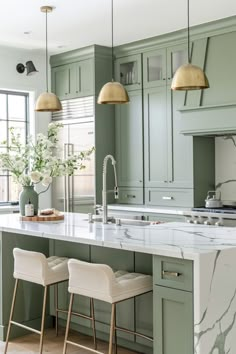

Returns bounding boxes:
[0,91,29,202]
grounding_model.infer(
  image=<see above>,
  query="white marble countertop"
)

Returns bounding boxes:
[1,212,236,261]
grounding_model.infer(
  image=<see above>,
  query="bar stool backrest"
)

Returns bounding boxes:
[68,259,116,303]
[13,248,48,285]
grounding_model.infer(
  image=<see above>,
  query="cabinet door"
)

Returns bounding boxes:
[166,44,188,83]
[115,90,143,188]
[153,286,193,354]
[75,59,94,97]
[167,89,193,188]
[143,49,167,88]
[115,54,142,91]
[144,87,168,188]
[51,64,75,100]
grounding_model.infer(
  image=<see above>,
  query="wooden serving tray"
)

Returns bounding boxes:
[20,213,64,222]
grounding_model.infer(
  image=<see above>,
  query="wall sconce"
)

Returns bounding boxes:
[16,61,38,76]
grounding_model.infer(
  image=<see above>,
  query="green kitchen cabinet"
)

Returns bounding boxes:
[144,85,215,207]
[115,90,143,191]
[143,44,187,88]
[153,286,193,354]
[153,255,193,354]
[51,59,94,100]
[115,54,142,91]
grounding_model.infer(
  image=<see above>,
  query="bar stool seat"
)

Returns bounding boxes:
[63,259,153,354]
[4,248,69,354]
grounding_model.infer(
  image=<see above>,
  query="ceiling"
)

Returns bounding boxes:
[1,0,236,54]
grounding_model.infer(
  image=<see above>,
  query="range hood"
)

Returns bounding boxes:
[179,102,236,136]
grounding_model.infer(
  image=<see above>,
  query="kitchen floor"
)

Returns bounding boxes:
[0,328,138,353]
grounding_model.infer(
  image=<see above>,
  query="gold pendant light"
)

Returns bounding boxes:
[35,6,62,112]
[97,0,129,104]
[171,0,209,91]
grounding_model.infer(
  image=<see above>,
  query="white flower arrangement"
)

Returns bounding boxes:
[0,122,94,193]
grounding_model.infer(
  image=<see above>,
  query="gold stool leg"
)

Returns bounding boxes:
[55,283,59,336]
[39,285,48,354]
[90,298,97,350]
[4,278,19,354]
[114,304,117,354]
[108,303,116,354]
[63,293,74,354]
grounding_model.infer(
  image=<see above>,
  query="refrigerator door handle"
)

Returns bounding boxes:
[64,143,74,212]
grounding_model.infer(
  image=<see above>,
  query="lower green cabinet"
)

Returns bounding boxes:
[153,286,193,354]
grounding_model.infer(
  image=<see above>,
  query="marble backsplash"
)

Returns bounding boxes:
[215,136,236,202]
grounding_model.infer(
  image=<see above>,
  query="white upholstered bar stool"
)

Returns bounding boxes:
[63,259,153,354]
[4,248,69,354]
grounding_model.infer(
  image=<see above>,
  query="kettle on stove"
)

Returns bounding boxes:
[205,190,223,208]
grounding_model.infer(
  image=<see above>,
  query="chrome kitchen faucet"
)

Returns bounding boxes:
[102,155,119,224]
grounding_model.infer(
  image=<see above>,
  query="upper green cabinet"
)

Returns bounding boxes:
[143,44,187,88]
[51,59,94,100]
[115,90,143,188]
[115,54,142,91]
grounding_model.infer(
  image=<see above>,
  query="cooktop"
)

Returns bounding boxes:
[192,207,236,214]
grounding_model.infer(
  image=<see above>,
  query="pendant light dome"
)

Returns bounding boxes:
[171,0,209,91]
[97,0,129,104]
[35,6,62,112]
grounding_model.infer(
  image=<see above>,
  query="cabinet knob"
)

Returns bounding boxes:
[125,194,136,199]
[164,180,168,183]
[162,196,173,200]
[76,90,78,93]
[163,78,166,81]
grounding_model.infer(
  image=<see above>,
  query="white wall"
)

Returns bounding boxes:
[215,136,236,203]
[0,45,52,209]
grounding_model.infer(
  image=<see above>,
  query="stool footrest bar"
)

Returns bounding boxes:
[10,321,41,335]
[66,340,104,354]
[115,325,153,342]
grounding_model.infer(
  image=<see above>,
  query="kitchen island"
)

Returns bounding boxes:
[0,212,236,354]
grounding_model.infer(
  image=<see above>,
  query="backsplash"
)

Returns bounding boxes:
[215,136,236,202]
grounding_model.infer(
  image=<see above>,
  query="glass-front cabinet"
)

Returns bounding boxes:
[143,44,187,88]
[115,54,142,91]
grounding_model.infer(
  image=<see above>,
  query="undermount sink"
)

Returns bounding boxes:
[86,215,151,226]
[115,219,151,227]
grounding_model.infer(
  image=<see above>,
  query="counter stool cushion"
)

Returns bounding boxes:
[13,248,69,286]
[68,259,152,303]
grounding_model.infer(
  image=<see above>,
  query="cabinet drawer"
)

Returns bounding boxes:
[153,256,193,292]
[118,188,143,205]
[145,188,193,207]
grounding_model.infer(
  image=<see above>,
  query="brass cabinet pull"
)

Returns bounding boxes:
[162,270,181,277]
[125,194,136,198]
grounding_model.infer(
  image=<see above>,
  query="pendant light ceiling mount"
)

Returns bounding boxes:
[97,0,129,104]
[35,5,62,112]
[171,0,209,91]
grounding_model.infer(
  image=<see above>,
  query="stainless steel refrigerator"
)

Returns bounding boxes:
[52,97,95,213]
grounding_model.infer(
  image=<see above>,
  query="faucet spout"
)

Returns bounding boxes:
[102,154,119,224]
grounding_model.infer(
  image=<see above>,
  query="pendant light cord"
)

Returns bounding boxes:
[45,9,49,92]
[111,0,114,80]
[187,0,190,63]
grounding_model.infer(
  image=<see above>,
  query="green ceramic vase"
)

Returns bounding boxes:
[19,186,39,216]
